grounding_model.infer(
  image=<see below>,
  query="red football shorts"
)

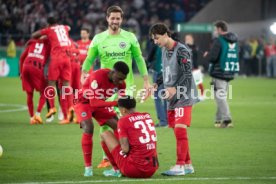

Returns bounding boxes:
[22,65,46,93]
[111,145,158,178]
[70,61,81,90]
[48,52,71,81]
[74,103,116,126]
[167,106,192,128]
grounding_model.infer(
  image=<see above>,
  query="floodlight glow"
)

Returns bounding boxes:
[270,22,276,35]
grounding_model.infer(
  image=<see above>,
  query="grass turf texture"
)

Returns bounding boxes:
[0,76,275,184]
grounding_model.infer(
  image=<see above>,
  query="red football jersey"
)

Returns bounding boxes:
[79,69,126,107]
[40,25,71,56]
[69,39,80,62]
[76,39,91,64]
[20,39,50,73]
[118,112,158,165]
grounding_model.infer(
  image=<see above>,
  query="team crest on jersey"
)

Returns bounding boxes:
[90,80,98,89]
[119,42,126,49]
[81,112,87,117]
[113,87,118,93]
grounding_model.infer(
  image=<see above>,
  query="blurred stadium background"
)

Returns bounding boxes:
[1,0,276,76]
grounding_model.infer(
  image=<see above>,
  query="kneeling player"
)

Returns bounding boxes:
[74,62,129,176]
[100,96,159,178]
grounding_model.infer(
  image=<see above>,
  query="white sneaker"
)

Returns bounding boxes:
[161,165,185,176]
[184,164,195,174]
[45,115,54,123]
[58,106,64,121]
[199,95,206,101]
[84,166,93,177]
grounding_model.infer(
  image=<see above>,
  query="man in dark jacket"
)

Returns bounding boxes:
[204,20,239,128]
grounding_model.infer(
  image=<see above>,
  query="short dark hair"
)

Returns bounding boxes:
[81,27,90,33]
[149,23,171,37]
[214,20,228,32]
[113,61,129,76]
[118,95,136,109]
[107,5,124,18]
[47,16,58,25]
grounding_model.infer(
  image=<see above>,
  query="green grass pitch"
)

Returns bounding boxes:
[0,76,275,184]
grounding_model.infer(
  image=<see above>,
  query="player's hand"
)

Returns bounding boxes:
[142,77,152,102]
[153,83,158,90]
[203,51,208,58]
[80,71,89,85]
[164,87,176,100]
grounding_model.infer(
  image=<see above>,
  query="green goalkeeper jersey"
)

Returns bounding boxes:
[82,29,148,88]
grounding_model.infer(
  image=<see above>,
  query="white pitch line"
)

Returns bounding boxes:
[0,103,27,113]
[7,176,276,184]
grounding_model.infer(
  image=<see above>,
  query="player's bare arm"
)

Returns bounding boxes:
[165,87,177,100]
[31,31,42,39]
[119,137,129,154]
[81,71,89,85]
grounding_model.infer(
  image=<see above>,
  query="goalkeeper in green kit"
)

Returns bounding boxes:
[81,5,151,169]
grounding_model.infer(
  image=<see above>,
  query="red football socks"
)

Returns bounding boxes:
[48,97,55,109]
[26,92,34,117]
[185,150,191,164]
[82,133,93,167]
[101,141,118,170]
[174,127,189,165]
[37,92,46,113]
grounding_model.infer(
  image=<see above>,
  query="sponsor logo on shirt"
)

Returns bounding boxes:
[105,51,126,57]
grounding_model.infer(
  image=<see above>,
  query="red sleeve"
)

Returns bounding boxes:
[89,99,117,108]
[118,82,126,96]
[86,74,118,108]
[71,48,80,55]
[66,25,71,31]
[19,45,30,74]
[118,118,128,138]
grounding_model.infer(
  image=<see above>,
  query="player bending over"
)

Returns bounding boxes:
[74,61,129,176]
[20,37,50,124]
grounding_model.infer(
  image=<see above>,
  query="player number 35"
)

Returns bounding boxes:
[134,119,157,144]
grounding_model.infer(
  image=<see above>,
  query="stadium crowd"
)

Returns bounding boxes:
[0,0,209,45]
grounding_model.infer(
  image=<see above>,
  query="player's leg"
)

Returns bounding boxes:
[162,107,193,176]
[59,58,72,124]
[68,62,81,122]
[100,130,119,156]
[100,128,121,177]
[97,95,118,168]
[97,125,112,168]
[101,118,120,171]
[26,91,36,125]
[213,78,232,128]
[161,124,188,176]
[75,103,94,176]
[59,80,71,124]
[80,119,94,176]
[45,80,57,118]
[94,108,121,176]
[34,91,46,124]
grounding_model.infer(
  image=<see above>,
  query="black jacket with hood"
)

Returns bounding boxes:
[206,32,238,81]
